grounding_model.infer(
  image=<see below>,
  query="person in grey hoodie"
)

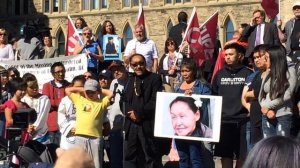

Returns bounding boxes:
[259,46,297,138]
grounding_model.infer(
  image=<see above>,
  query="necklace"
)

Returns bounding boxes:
[134,76,141,96]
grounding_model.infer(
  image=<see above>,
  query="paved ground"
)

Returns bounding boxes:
[162,156,222,168]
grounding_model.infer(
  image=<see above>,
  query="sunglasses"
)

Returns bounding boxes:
[83,33,91,36]
[131,61,145,68]
[167,42,175,46]
[85,75,92,79]
[0,33,6,36]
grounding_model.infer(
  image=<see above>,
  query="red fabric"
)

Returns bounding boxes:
[137,4,145,27]
[199,12,219,66]
[184,9,204,65]
[211,39,248,83]
[65,16,80,56]
[3,100,30,144]
[261,0,279,20]
[42,81,68,131]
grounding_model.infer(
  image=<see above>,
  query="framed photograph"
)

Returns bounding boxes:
[103,35,122,60]
[154,92,222,142]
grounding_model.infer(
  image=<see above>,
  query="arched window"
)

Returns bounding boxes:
[167,20,173,37]
[225,17,234,42]
[57,30,65,56]
[124,24,133,46]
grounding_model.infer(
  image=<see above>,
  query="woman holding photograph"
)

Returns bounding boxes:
[174,58,211,124]
[168,58,214,168]
[97,20,124,72]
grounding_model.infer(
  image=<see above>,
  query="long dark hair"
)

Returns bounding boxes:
[262,46,289,100]
[170,96,198,113]
[164,37,178,53]
[101,20,116,35]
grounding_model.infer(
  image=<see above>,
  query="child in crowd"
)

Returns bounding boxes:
[22,73,51,144]
[58,75,86,149]
[65,79,113,168]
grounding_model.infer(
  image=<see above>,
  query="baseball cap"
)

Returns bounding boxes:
[98,69,113,79]
[293,2,300,8]
[84,79,100,91]
[108,60,124,71]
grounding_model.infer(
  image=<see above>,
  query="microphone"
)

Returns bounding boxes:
[113,83,118,95]
[110,83,118,105]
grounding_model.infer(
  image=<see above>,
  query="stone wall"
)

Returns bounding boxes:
[0,0,296,57]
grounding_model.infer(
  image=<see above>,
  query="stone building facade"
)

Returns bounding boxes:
[0,0,296,56]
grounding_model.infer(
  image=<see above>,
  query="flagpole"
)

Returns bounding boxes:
[181,7,196,46]
[199,11,219,29]
[68,15,88,53]
[278,0,281,20]
[68,15,84,45]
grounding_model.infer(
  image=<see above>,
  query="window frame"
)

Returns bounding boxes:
[43,0,68,13]
[224,18,234,42]
[122,0,148,8]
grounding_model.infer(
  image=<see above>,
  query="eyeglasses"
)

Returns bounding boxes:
[83,33,91,36]
[0,33,6,36]
[167,42,175,46]
[131,61,145,68]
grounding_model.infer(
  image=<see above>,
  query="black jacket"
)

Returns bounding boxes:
[123,71,162,137]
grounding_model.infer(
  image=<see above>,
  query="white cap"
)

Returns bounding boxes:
[293,1,300,8]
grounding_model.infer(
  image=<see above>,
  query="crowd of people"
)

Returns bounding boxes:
[2,3,300,168]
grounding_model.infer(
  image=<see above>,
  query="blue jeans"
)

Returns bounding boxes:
[262,115,292,138]
[175,139,204,168]
[48,131,61,146]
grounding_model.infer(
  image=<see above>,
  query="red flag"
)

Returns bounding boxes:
[211,38,248,83]
[183,7,204,65]
[65,15,80,56]
[137,3,145,27]
[261,0,279,20]
[199,11,218,65]
[211,50,225,83]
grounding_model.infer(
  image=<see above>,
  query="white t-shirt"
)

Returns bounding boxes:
[0,44,14,61]
[124,38,158,71]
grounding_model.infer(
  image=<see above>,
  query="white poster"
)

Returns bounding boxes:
[0,54,87,89]
[154,92,222,142]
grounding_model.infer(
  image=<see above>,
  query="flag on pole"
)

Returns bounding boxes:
[65,15,80,56]
[261,0,279,20]
[199,11,219,66]
[182,7,204,65]
[137,3,145,27]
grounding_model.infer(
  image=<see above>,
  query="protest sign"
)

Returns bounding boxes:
[154,92,222,142]
[0,54,87,90]
[103,35,122,61]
